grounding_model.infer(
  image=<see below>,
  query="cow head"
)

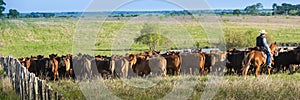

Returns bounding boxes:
[24,57,31,69]
[128,54,137,69]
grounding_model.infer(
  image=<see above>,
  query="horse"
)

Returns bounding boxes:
[242,42,278,78]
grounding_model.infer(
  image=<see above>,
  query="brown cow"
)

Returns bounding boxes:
[180,53,205,75]
[274,49,300,74]
[128,54,151,77]
[226,49,250,75]
[37,57,52,79]
[148,55,167,76]
[162,52,181,76]
[94,56,112,79]
[112,55,133,78]
[24,56,38,76]
[210,51,227,75]
[49,54,59,81]
[58,55,72,79]
[72,54,93,80]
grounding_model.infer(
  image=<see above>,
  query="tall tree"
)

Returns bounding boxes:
[282,3,293,15]
[8,9,20,18]
[0,0,5,18]
[244,3,264,15]
[272,3,277,15]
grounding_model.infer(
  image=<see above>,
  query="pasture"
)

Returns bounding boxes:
[0,16,300,57]
[48,74,300,99]
[1,16,300,99]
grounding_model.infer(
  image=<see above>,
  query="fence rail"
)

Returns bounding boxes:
[0,56,62,100]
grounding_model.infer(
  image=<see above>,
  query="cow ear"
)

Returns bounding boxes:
[274,42,277,44]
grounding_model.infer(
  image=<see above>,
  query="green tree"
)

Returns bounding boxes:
[233,9,241,16]
[225,29,273,48]
[289,10,298,15]
[272,3,277,15]
[282,3,293,15]
[244,3,264,15]
[0,0,5,18]
[135,23,170,50]
[8,9,19,18]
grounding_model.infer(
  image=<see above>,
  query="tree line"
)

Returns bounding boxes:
[0,0,300,19]
[231,3,300,16]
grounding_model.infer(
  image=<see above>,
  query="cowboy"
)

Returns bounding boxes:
[256,30,272,68]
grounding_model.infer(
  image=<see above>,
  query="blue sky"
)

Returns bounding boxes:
[3,0,300,13]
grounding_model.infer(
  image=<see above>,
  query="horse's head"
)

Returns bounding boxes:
[270,42,278,56]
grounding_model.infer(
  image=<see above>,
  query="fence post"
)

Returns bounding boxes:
[21,66,26,100]
[20,65,24,100]
[38,79,43,100]
[11,58,16,93]
[48,85,53,100]
[29,73,36,100]
[34,77,39,100]
[15,60,21,95]
[29,73,32,100]
[26,69,30,100]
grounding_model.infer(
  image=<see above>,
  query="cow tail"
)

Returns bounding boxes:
[177,55,181,74]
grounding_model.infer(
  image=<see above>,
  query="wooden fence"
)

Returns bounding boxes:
[0,56,62,100]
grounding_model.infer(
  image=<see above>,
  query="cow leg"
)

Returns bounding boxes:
[289,65,294,74]
[176,68,181,76]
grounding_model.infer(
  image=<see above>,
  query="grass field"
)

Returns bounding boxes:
[0,16,300,57]
[47,73,300,100]
[1,16,300,99]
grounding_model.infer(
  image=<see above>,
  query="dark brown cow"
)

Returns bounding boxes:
[274,49,300,74]
[24,56,38,76]
[226,49,250,75]
[128,54,151,77]
[162,52,181,76]
[37,57,51,79]
[58,55,72,79]
[93,56,112,79]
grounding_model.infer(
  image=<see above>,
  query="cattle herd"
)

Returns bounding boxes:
[17,44,300,81]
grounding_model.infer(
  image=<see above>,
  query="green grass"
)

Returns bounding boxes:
[47,74,300,100]
[0,16,300,57]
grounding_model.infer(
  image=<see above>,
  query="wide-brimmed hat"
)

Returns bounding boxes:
[259,30,267,34]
